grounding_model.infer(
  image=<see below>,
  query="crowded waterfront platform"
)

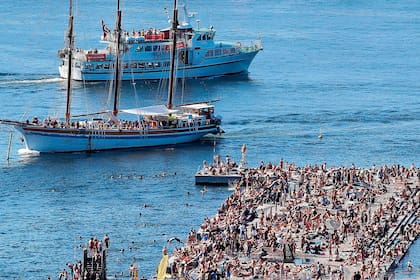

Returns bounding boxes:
[163,160,420,280]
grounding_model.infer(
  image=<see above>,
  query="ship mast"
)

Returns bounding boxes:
[112,0,122,116]
[167,0,179,109]
[65,0,74,124]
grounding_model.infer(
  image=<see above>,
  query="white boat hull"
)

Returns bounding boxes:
[15,125,218,153]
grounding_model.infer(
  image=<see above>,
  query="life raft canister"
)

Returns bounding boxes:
[144,33,164,40]
[86,53,106,62]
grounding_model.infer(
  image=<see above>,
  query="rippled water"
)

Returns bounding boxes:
[0,0,419,278]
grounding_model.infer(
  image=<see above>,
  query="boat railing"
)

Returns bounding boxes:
[236,36,263,52]
[26,114,216,132]
[102,30,168,42]
[240,43,263,52]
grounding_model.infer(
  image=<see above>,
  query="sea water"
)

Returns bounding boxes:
[0,0,419,278]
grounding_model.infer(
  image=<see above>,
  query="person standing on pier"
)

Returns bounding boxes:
[88,238,95,255]
[353,271,361,280]
[104,234,110,249]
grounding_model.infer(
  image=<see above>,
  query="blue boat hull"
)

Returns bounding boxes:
[60,50,260,81]
[15,125,218,153]
[195,174,242,185]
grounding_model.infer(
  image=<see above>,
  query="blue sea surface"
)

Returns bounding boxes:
[0,0,419,279]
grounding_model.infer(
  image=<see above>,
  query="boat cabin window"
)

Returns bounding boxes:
[206,50,214,57]
[123,63,128,69]
[138,62,145,68]
[145,46,152,52]
[223,48,230,55]
[104,64,110,69]
[197,33,213,41]
[153,45,160,51]
[214,49,221,56]
[147,62,154,68]
[136,46,144,52]
[130,63,137,68]
[95,64,103,69]
[154,62,161,68]
[86,64,94,70]
[163,61,170,67]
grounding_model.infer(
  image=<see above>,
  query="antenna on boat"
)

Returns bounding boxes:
[167,0,179,109]
[112,0,122,116]
[65,0,74,124]
[182,3,194,25]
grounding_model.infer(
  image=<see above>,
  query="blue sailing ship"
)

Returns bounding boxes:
[0,0,221,153]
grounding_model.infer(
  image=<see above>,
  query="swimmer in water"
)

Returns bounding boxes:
[201,186,207,195]
[407,260,413,272]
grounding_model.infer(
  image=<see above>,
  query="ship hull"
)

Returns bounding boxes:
[59,50,259,81]
[15,125,218,153]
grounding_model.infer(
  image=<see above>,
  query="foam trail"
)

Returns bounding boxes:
[18,148,40,156]
[0,77,62,85]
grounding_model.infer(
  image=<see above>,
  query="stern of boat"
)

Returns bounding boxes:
[58,62,83,81]
[58,49,85,80]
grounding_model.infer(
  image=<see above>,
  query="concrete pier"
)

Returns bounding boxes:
[165,162,420,280]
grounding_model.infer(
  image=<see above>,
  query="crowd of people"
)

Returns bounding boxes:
[167,160,420,279]
[29,116,170,131]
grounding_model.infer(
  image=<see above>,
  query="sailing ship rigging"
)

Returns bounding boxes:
[0,0,221,153]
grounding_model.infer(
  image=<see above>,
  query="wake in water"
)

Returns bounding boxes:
[17,148,40,156]
[0,75,62,85]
